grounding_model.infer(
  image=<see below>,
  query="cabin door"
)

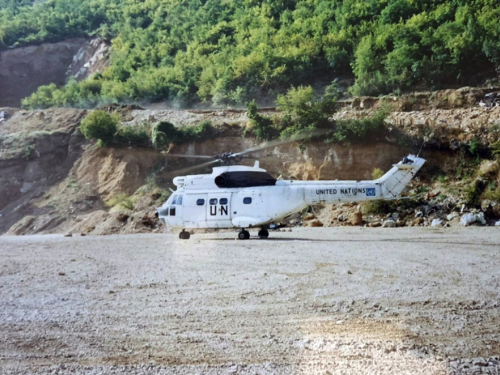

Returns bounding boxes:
[206,192,233,228]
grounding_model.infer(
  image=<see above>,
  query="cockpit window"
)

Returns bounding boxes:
[243,197,252,204]
[220,198,228,205]
[171,195,183,205]
[196,199,205,206]
[209,198,218,205]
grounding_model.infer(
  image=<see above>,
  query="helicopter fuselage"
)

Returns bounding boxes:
[157,155,425,230]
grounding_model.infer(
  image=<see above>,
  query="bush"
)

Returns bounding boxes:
[465,178,488,206]
[152,120,215,149]
[276,85,337,140]
[327,108,389,144]
[106,193,134,210]
[246,100,277,141]
[181,120,215,142]
[362,200,398,215]
[79,111,119,146]
[371,168,384,180]
[114,123,151,147]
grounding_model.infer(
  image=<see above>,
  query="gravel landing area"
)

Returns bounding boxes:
[1,227,500,374]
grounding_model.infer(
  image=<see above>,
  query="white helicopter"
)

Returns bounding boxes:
[156,143,426,240]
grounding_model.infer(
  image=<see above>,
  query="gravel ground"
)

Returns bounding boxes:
[1,227,500,374]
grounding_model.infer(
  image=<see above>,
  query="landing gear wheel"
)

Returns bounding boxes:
[258,229,269,239]
[179,230,190,240]
[238,230,250,240]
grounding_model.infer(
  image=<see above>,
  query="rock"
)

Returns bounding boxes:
[351,211,363,225]
[303,213,316,221]
[382,219,396,228]
[460,212,486,226]
[496,220,500,226]
[369,221,382,227]
[116,213,130,223]
[413,217,424,226]
[431,219,443,227]
[141,214,155,227]
[415,210,424,218]
[338,214,345,222]
[396,219,406,227]
[473,358,488,367]
[310,220,324,227]
[64,232,72,237]
[447,212,459,221]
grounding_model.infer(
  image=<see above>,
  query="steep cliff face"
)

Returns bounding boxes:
[167,137,457,181]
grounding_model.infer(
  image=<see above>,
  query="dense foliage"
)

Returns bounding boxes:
[79,110,215,148]
[79,110,119,146]
[246,84,388,142]
[3,0,500,108]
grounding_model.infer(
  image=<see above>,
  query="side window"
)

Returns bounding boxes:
[243,197,252,204]
[177,196,183,205]
[220,198,228,205]
[169,207,176,216]
[209,198,218,205]
[172,196,178,205]
[196,199,205,206]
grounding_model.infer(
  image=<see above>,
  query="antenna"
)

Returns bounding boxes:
[417,140,425,157]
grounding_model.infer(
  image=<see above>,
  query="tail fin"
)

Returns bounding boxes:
[376,155,426,198]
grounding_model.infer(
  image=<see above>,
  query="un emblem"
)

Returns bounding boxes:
[366,188,376,196]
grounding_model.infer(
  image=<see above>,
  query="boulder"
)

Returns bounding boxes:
[351,211,363,225]
[382,219,396,228]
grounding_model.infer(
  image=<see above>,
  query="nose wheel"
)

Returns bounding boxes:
[238,230,250,240]
[179,230,190,240]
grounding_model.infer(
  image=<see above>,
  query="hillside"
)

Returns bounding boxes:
[2,86,500,235]
[2,0,500,108]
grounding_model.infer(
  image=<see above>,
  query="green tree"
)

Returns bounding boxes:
[79,110,118,146]
[277,85,336,139]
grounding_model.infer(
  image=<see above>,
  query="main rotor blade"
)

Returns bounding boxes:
[162,153,215,159]
[165,159,220,177]
[233,129,327,157]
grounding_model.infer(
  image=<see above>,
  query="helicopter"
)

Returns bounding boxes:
[156,141,426,240]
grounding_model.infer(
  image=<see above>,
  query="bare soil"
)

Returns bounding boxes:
[1,227,500,374]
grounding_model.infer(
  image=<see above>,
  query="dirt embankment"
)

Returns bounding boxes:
[1,87,499,235]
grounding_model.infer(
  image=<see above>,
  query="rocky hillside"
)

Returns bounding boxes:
[0,38,109,107]
[1,86,500,235]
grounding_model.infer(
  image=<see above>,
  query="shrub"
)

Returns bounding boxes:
[328,108,388,144]
[276,85,336,140]
[106,193,134,210]
[151,121,177,149]
[181,120,215,142]
[362,200,397,215]
[152,120,215,149]
[246,100,277,141]
[80,111,119,146]
[371,168,384,180]
[114,123,151,147]
[465,178,487,206]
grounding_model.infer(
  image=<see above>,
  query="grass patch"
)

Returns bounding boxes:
[106,193,134,210]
